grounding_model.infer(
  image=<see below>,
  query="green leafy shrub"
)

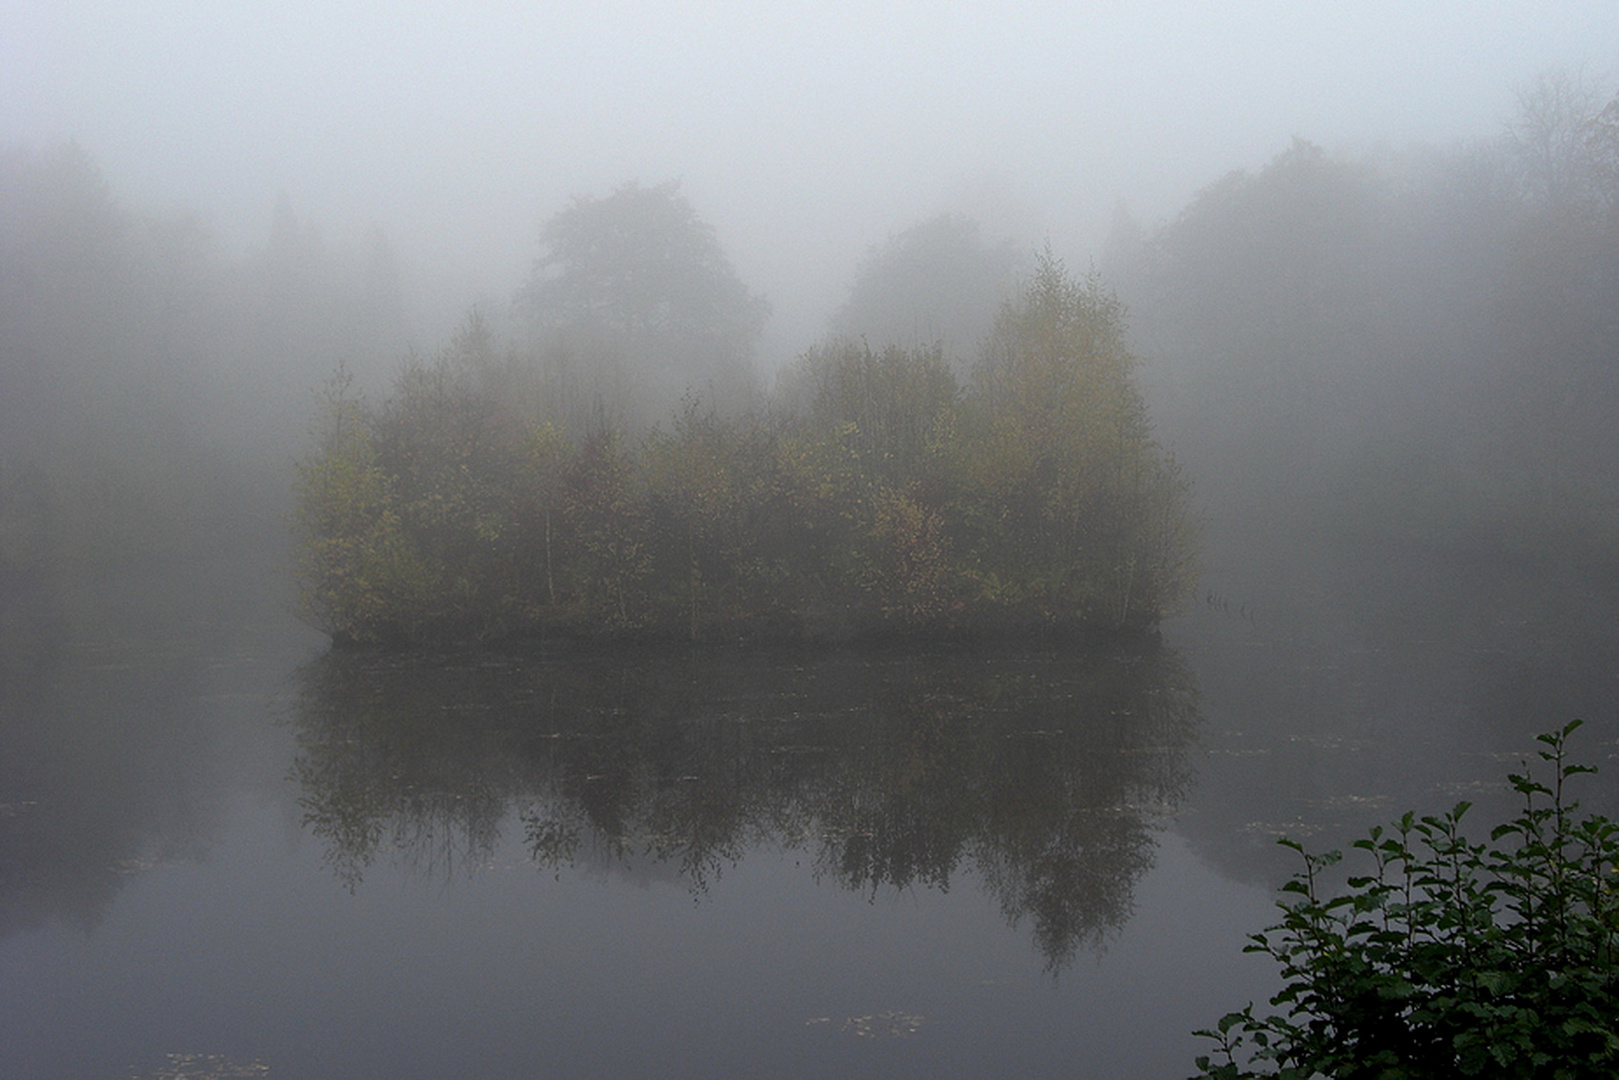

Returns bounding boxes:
[1193,720,1619,1079]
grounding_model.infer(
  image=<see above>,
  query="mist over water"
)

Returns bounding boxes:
[5,6,1619,1077]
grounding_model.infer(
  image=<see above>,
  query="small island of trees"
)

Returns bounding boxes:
[293,185,1193,646]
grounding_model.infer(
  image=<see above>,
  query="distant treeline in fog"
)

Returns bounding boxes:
[0,143,412,660]
[1108,73,1619,623]
[3,72,1617,651]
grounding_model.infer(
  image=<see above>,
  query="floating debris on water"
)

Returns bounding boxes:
[843,1011,928,1038]
[132,1052,271,1079]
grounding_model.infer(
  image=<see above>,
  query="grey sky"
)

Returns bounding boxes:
[4,1,1617,362]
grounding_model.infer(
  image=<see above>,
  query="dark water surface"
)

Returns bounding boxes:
[3,565,1616,1079]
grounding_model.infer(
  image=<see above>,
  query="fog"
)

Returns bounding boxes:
[6,9,1619,1074]
[1,0,1616,690]
[4,3,1616,651]
[6,3,1616,363]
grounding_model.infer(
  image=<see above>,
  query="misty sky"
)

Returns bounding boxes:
[5,1,1618,362]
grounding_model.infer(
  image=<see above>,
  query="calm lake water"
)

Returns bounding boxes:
[3,542,1616,1079]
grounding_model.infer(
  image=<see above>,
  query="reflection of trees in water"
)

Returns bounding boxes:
[291,642,1201,968]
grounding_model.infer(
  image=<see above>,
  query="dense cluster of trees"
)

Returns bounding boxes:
[294,245,1193,644]
[516,180,771,427]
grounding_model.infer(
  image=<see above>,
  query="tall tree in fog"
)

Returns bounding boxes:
[831,214,1020,366]
[233,194,409,454]
[0,144,414,647]
[1134,139,1381,463]
[1490,75,1619,516]
[1120,78,1619,632]
[1508,69,1617,212]
[518,180,769,423]
[0,143,204,452]
[0,143,228,644]
[965,252,1192,625]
